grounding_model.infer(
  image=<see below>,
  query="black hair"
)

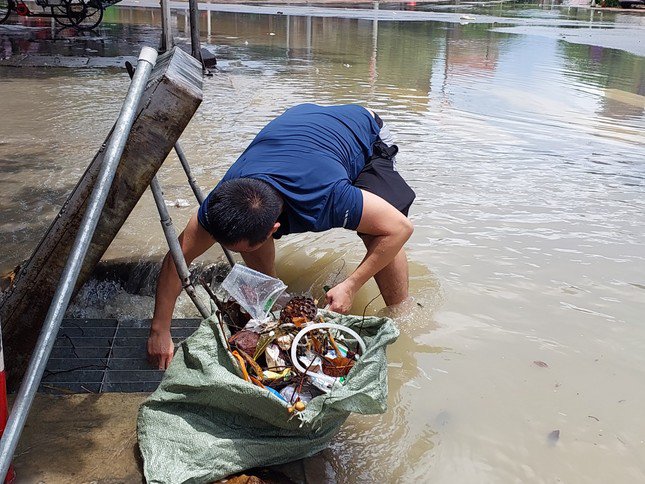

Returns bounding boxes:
[204,178,283,246]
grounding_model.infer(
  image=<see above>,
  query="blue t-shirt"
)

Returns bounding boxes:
[198,103,380,236]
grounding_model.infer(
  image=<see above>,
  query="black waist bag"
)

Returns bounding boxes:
[354,139,416,217]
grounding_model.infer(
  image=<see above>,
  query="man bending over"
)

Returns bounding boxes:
[148,103,416,369]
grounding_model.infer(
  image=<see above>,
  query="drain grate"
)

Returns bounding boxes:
[40,318,201,394]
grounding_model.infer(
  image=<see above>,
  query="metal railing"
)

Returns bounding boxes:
[121,60,234,320]
[149,176,211,319]
[124,60,235,270]
[0,46,159,481]
[174,142,235,267]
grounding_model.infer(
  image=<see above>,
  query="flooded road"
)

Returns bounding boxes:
[1,3,645,482]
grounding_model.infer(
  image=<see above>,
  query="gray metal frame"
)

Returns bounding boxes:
[122,61,234,308]
[0,46,158,481]
[149,176,211,319]
[174,142,236,267]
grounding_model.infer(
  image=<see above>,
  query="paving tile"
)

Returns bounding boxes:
[42,370,105,383]
[60,319,119,328]
[42,318,198,394]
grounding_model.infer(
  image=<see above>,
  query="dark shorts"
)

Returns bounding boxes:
[273,113,415,239]
[353,113,416,217]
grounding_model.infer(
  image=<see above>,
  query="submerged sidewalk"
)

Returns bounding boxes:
[11,393,335,483]
[12,393,146,483]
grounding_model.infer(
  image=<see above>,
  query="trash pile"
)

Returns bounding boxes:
[138,264,400,483]
[214,265,366,413]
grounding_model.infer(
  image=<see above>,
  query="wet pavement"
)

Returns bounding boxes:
[12,393,146,483]
[1,1,645,482]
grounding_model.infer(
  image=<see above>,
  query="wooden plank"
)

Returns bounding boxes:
[0,47,203,387]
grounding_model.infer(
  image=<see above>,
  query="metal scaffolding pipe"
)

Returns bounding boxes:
[175,142,204,203]
[123,62,234,270]
[188,0,202,63]
[149,176,211,319]
[0,46,159,481]
[174,143,235,267]
[160,0,173,52]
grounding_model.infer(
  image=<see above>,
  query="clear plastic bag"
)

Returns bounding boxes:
[220,264,287,325]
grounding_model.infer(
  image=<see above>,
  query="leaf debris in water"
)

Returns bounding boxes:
[533,360,549,368]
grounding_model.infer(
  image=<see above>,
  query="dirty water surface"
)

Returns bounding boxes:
[1,4,645,483]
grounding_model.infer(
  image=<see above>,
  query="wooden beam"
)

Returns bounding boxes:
[0,47,203,388]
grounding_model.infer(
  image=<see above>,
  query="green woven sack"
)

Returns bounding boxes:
[138,310,399,484]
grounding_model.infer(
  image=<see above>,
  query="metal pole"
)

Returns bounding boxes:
[159,0,173,52]
[125,62,234,269]
[174,142,204,203]
[286,15,290,57]
[206,1,211,40]
[149,177,211,319]
[188,0,202,64]
[173,144,235,267]
[0,46,158,481]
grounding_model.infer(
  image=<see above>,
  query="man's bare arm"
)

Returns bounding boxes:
[239,236,277,277]
[148,213,216,369]
[325,190,413,313]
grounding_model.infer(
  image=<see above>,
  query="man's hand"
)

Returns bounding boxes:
[325,280,357,314]
[149,213,215,370]
[147,328,175,370]
[331,190,412,310]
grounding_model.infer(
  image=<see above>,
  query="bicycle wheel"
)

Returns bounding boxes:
[65,0,102,30]
[1,0,12,23]
[74,0,103,30]
[51,0,75,27]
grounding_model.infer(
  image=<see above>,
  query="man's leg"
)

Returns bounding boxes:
[239,237,277,277]
[359,234,409,306]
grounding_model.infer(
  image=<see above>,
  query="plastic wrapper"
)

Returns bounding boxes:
[220,264,287,328]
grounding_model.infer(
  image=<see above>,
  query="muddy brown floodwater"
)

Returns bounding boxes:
[1,2,645,482]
